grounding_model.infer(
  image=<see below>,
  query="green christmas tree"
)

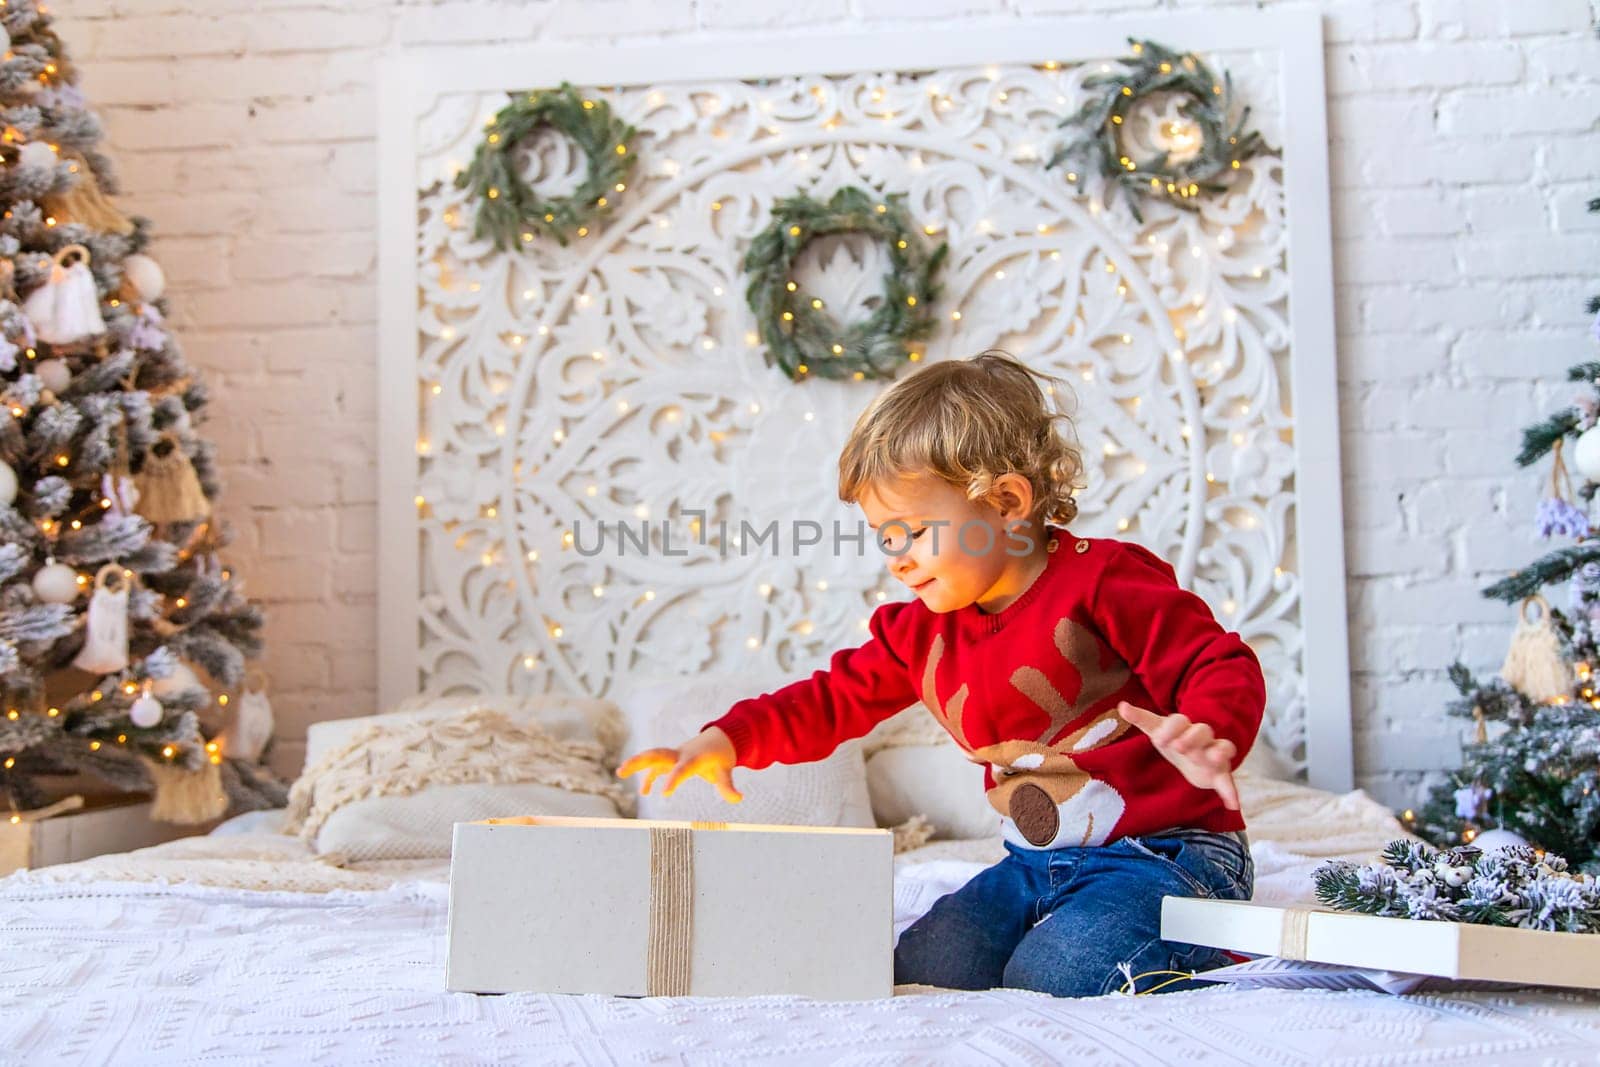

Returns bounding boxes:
[1410,195,1600,872]
[0,3,284,826]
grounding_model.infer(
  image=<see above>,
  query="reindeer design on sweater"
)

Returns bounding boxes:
[922,615,1134,849]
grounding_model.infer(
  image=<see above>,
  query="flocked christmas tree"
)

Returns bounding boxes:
[0,4,285,826]
[1410,195,1600,873]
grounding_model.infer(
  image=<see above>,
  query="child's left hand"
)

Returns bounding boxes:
[1116,701,1240,811]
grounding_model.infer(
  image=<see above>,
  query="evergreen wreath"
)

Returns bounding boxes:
[454,82,638,251]
[743,186,947,383]
[1046,38,1271,223]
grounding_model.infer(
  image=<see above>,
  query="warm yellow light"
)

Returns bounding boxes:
[218,695,229,707]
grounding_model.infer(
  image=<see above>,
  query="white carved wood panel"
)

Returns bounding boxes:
[378,15,1352,787]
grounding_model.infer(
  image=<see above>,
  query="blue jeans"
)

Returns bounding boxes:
[894,829,1253,998]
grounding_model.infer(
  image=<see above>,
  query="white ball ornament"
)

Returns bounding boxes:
[1573,426,1600,483]
[129,691,164,728]
[0,459,15,507]
[31,558,79,604]
[121,254,166,302]
[1468,828,1529,854]
[35,358,70,393]
[17,140,57,171]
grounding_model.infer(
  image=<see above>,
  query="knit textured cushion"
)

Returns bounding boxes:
[617,674,875,828]
[286,705,630,861]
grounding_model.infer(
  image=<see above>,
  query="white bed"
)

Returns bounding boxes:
[4,775,1600,1065]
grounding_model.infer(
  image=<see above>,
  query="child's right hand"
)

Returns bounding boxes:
[615,726,743,803]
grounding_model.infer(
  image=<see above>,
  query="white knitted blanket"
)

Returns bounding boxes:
[3,875,1599,1066]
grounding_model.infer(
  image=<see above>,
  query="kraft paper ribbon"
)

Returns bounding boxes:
[1278,908,1311,959]
[646,826,694,996]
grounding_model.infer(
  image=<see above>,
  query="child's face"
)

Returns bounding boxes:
[858,475,1034,613]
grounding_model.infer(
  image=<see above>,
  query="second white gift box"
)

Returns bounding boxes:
[446,814,894,999]
[1161,897,1600,990]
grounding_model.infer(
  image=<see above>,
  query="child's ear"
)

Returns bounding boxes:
[990,473,1034,523]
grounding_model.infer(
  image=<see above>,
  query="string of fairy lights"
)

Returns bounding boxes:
[407,56,1276,684]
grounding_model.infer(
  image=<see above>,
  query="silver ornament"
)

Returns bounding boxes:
[129,692,164,728]
[31,559,79,603]
[1573,426,1600,483]
[17,141,57,170]
[121,254,166,302]
[1469,828,1530,854]
[35,358,70,393]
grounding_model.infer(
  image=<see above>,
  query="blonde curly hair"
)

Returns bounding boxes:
[837,350,1086,528]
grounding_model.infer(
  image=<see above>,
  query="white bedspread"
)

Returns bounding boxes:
[3,875,1599,1066]
[6,776,1599,1064]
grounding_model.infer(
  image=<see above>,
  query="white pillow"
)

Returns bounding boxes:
[616,674,875,829]
[316,783,618,861]
[866,741,1000,840]
[1237,737,1293,780]
[289,701,629,861]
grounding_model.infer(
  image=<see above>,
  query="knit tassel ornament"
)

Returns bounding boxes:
[1500,594,1573,703]
[141,756,228,825]
[22,243,106,345]
[134,432,210,524]
[218,669,275,763]
[42,157,135,236]
[71,563,130,674]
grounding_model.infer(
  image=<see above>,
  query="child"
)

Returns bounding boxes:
[617,350,1264,998]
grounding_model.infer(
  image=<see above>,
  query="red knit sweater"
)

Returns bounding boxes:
[702,526,1267,851]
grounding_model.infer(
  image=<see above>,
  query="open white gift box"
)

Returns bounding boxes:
[1162,897,1600,990]
[446,814,894,999]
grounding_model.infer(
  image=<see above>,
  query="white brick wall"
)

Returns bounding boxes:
[50,0,1600,808]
